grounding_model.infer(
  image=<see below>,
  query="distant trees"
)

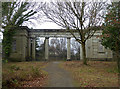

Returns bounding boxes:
[102,2,120,73]
[49,38,67,60]
[35,38,69,60]
[48,38,80,60]
[71,38,80,60]
[41,1,106,65]
[36,38,45,61]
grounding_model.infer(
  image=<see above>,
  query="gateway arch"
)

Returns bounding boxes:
[9,26,113,61]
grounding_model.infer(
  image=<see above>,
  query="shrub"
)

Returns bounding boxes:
[9,64,20,71]
[31,66,40,77]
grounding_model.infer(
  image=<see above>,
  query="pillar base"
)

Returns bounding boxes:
[66,59,72,61]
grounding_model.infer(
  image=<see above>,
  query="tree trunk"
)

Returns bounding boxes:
[81,42,87,65]
[115,41,120,73]
[115,41,120,86]
[116,51,120,73]
[116,50,120,87]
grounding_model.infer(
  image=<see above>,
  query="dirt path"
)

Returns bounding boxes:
[44,61,74,87]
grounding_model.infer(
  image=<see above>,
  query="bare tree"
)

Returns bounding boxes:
[71,38,80,60]
[49,38,67,60]
[71,38,80,53]
[41,1,106,64]
[50,38,67,57]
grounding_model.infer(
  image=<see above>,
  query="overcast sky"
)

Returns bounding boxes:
[25,22,62,29]
[0,21,62,39]
[0,0,112,39]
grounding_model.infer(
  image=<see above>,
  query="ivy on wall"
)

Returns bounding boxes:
[2,26,18,59]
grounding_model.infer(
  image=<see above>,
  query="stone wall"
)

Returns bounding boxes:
[85,31,113,60]
[9,27,29,61]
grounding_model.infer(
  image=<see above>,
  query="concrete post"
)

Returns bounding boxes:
[67,37,71,60]
[45,37,49,60]
[80,44,83,60]
[32,37,36,60]
[28,37,31,57]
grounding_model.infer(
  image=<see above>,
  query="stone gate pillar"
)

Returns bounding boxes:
[45,37,49,61]
[67,37,71,60]
[32,37,36,60]
[28,37,31,57]
[9,26,29,61]
[80,44,83,60]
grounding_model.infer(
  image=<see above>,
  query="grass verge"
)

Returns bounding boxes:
[61,61,118,87]
[2,61,48,88]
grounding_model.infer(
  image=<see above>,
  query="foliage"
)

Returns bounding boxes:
[102,2,120,73]
[102,2,120,51]
[2,26,18,59]
[31,66,40,77]
[2,59,8,64]
[2,1,37,60]
[2,2,37,27]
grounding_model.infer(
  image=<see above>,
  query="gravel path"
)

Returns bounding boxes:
[44,61,74,87]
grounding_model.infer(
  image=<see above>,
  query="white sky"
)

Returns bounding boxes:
[0,22,62,39]
[0,0,111,39]
[26,22,62,29]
